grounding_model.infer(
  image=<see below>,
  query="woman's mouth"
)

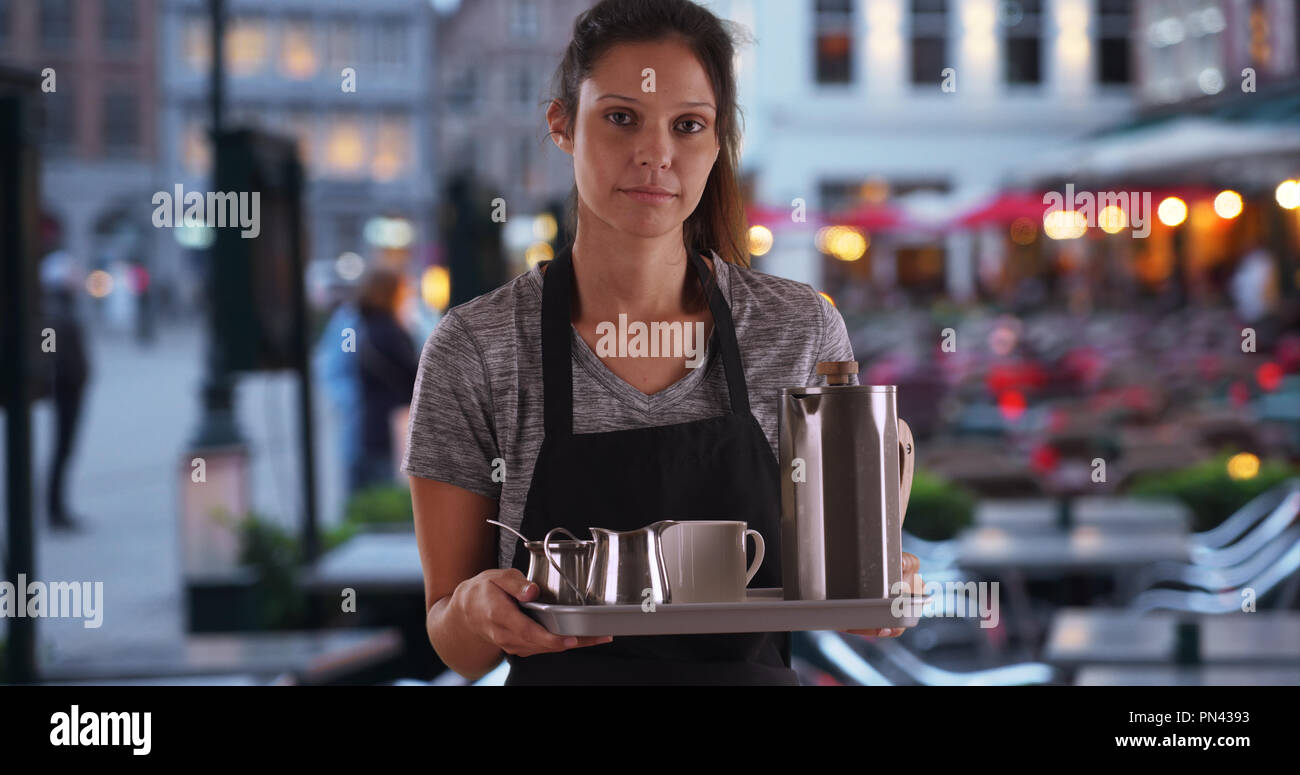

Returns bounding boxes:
[621,188,676,204]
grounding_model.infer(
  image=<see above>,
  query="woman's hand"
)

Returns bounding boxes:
[450,568,613,657]
[842,552,922,638]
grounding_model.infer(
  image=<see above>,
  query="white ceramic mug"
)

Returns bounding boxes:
[659,520,765,603]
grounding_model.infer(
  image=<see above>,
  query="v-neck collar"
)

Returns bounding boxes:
[527,249,733,415]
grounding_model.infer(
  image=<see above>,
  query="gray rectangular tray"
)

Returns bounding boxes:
[522,588,930,636]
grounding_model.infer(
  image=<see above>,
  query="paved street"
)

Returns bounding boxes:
[2,312,354,668]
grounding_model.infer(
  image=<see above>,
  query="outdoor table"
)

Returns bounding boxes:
[974,496,1190,533]
[955,526,1191,648]
[1046,608,1300,668]
[956,525,1191,575]
[302,531,424,594]
[40,628,405,683]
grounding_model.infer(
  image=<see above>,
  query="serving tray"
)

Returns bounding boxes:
[522,588,930,636]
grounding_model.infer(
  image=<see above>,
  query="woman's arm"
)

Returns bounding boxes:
[411,475,612,681]
[411,475,507,679]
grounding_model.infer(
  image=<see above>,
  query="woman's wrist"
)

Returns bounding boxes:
[428,592,505,681]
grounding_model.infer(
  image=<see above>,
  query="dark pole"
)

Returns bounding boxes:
[210,0,223,135]
[286,153,320,568]
[1,88,38,685]
[189,0,244,449]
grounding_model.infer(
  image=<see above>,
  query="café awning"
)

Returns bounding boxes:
[1015,86,1300,187]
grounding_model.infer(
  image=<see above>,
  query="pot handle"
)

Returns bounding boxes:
[898,418,915,525]
[543,527,587,606]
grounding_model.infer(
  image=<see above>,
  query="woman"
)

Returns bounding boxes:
[354,263,420,493]
[404,0,921,685]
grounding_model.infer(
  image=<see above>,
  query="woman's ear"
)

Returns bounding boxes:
[547,100,574,155]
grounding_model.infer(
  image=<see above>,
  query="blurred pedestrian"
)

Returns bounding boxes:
[352,263,420,493]
[314,296,365,500]
[1230,245,1279,325]
[39,251,92,531]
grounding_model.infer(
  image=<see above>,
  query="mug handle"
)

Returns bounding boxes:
[743,529,765,585]
[543,527,587,606]
[898,418,915,524]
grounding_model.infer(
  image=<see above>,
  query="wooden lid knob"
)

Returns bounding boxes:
[816,360,858,385]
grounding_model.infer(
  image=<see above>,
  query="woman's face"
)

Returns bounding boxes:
[549,38,721,240]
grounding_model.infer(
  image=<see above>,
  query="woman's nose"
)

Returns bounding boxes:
[634,126,672,169]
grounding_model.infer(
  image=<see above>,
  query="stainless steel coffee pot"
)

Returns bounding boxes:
[779,361,915,600]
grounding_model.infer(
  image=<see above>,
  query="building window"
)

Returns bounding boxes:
[0,0,11,46]
[458,136,480,177]
[1002,0,1042,85]
[227,17,269,76]
[514,65,539,108]
[510,0,539,40]
[446,67,478,112]
[182,14,210,73]
[1096,0,1131,84]
[103,90,138,153]
[279,18,318,80]
[103,0,137,51]
[40,0,74,51]
[814,0,854,85]
[910,0,949,85]
[372,113,410,182]
[376,19,407,74]
[42,87,76,154]
[329,19,358,70]
[182,117,211,175]
[324,113,366,177]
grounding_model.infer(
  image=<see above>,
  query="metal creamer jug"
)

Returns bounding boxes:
[779,361,915,600]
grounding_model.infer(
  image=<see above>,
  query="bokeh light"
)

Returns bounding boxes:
[1226,452,1260,481]
[747,224,774,256]
[1213,190,1243,219]
[1157,197,1188,226]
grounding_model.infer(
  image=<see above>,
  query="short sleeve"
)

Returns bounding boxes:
[400,310,502,499]
[809,289,859,386]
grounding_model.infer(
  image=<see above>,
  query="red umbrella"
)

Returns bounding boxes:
[954,191,1049,228]
[827,202,914,232]
[745,203,798,229]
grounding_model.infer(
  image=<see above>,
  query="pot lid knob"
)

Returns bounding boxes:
[815,360,858,385]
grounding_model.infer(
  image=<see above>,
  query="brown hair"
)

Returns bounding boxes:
[546,0,754,267]
[356,263,402,314]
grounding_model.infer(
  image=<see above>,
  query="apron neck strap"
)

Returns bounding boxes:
[541,242,752,438]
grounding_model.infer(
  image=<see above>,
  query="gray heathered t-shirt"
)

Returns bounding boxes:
[400,250,858,571]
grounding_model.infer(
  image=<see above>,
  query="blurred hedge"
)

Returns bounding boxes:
[1127,452,1298,533]
[902,469,977,541]
[236,483,415,629]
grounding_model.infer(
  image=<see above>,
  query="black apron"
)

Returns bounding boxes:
[504,242,797,686]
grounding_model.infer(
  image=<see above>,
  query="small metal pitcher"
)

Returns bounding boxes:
[552,520,677,605]
[490,519,594,605]
[530,528,594,605]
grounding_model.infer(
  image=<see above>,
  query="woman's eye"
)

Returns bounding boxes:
[606,113,706,134]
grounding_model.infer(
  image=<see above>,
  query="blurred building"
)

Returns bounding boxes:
[431,0,595,278]
[1136,0,1298,109]
[157,0,438,312]
[0,0,160,312]
[716,0,1137,302]
[1036,0,1300,311]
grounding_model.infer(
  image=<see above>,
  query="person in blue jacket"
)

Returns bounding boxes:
[314,296,365,498]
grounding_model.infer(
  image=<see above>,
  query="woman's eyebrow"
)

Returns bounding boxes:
[596,93,716,111]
